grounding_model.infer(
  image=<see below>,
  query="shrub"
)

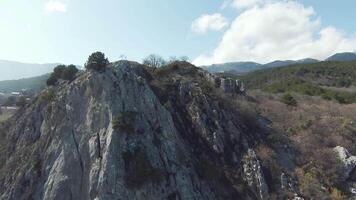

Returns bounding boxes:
[335,78,352,88]
[85,51,109,71]
[46,74,58,86]
[112,111,138,133]
[122,147,164,188]
[281,93,297,106]
[62,65,79,81]
[200,80,215,94]
[16,96,27,108]
[53,65,66,77]
[38,89,55,103]
[47,64,79,86]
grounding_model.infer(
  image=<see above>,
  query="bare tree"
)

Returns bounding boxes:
[119,54,127,60]
[142,54,166,68]
[179,56,189,62]
[167,56,190,64]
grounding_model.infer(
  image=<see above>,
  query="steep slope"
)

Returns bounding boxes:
[0,61,268,200]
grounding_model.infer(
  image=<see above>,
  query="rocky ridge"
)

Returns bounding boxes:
[0,61,268,200]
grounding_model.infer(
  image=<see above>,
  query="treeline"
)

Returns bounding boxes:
[47,53,190,86]
[142,54,189,68]
[46,51,109,86]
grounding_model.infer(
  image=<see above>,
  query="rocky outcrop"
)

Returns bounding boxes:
[280,173,304,200]
[334,146,356,197]
[216,77,245,94]
[0,61,266,200]
[242,149,269,200]
[334,146,356,179]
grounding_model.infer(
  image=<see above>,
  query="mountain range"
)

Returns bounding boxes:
[202,52,356,74]
[0,60,59,81]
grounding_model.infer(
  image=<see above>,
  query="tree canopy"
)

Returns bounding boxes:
[85,52,109,71]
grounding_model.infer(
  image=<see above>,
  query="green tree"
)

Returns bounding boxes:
[53,65,66,77]
[62,65,79,81]
[47,64,79,86]
[281,93,297,106]
[85,52,109,71]
[46,74,58,86]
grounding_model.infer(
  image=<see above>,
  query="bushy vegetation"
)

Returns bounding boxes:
[281,93,297,106]
[122,147,164,188]
[200,79,215,94]
[85,52,109,71]
[242,61,356,89]
[263,78,356,104]
[38,88,56,104]
[244,90,356,199]
[47,64,79,86]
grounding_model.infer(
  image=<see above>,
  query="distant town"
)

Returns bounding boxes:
[0,89,35,121]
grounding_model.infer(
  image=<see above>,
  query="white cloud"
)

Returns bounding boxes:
[231,0,264,9]
[44,1,67,13]
[194,1,356,65]
[191,13,228,34]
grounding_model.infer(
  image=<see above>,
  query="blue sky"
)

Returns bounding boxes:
[0,0,356,66]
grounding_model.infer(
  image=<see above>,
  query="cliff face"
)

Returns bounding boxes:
[0,61,267,200]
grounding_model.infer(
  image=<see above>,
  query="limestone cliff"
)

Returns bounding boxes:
[0,61,267,200]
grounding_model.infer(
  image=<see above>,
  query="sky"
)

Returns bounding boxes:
[0,0,356,66]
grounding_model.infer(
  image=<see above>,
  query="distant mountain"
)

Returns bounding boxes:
[202,62,262,74]
[326,52,356,61]
[202,58,319,74]
[0,74,50,93]
[263,58,319,68]
[0,60,59,81]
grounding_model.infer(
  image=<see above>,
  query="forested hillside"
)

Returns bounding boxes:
[239,61,356,104]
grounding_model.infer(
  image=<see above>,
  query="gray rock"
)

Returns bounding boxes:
[0,61,263,200]
[334,146,356,178]
[218,78,244,94]
[334,146,356,198]
[242,149,269,200]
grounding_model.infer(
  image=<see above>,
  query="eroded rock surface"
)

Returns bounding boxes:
[334,146,356,198]
[242,149,269,200]
[0,61,266,200]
